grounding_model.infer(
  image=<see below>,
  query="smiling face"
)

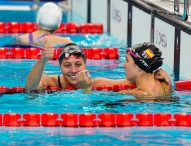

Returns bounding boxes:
[124,53,140,83]
[60,55,86,85]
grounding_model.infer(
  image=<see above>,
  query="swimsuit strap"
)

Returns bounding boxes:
[28,33,49,44]
[28,33,33,44]
[35,33,49,42]
[58,75,62,88]
[58,75,77,90]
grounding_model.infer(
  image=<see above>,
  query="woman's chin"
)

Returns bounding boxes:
[68,80,77,85]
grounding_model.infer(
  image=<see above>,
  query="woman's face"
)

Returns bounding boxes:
[124,53,140,82]
[60,55,86,85]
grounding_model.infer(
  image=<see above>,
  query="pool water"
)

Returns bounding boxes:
[0,57,190,114]
[0,9,191,146]
[1,127,191,145]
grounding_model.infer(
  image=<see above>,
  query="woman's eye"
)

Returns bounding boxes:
[64,64,71,67]
[76,63,82,67]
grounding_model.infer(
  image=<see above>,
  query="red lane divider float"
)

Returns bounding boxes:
[1,113,191,127]
[0,22,103,34]
[0,47,119,60]
[175,80,191,91]
[0,84,136,94]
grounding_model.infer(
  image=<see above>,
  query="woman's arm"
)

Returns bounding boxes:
[118,88,148,96]
[46,35,72,45]
[25,38,55,91]
[77,72,133,94]
[25,58,48,91]
[92,77,134,88]
[154,68,172,95]
[154,68,172,85]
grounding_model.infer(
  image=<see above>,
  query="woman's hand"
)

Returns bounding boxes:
[41,37,55,62]
[77,70,92,94]
[154,68,171,85]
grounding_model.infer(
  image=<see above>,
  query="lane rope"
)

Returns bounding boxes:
[175,80,191,91]
[0,47,119,60]
[0,22,103,34]
[0,113,190,127]
[0,84,136,94]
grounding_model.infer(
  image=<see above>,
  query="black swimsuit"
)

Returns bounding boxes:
[58,75,62,88]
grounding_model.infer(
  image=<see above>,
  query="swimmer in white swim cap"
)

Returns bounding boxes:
[14,2,71,48]
[37,2,62,31]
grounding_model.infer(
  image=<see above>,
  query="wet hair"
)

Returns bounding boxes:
[127,42,163,73]
[36,2,62,31]
[58,43,86,65]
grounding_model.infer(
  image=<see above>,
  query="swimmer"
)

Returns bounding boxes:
[91,42,172,97]
[25,41,92,94]
[26,41,171,96]
[14,2,71,47]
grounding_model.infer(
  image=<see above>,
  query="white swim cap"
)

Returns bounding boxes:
[36,2,62,31]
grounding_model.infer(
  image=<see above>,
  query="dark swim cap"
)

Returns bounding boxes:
[58,43,86,65]
[127,42,163,73]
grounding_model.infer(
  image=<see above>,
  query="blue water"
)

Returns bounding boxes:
[0,10,68,22]
[0,58,187,114]
[0,9,191,146]
[0,127,191,146]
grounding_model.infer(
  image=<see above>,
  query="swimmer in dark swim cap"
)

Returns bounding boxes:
[90,42,172,98]
[58,43,86,65]
[25,42,92,94]
[127,42,163,73]
[118,42,172,97]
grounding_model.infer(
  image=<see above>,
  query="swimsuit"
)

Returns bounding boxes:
[57,75,76,90]
[5,33,49,48]
[58,75,62,88]
[28,33,48,44]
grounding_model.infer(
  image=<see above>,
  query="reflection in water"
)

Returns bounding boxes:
[92,95,180,108]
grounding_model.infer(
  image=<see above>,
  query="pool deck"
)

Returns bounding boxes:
[143,0,191,23]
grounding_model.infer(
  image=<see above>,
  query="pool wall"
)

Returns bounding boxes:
[70,0,191,80]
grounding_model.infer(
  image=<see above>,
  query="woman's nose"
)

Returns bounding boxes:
[71,65,77,73]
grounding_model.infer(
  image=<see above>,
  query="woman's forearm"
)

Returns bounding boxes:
[25,58,47,91]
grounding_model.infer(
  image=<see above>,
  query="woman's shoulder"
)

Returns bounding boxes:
[47,35,72,44]
[42,74,59,87]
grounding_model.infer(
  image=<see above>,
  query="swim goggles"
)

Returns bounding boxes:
[58,43,86,64]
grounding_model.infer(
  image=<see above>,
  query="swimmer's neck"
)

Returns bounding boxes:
[37,29,54,35]
[135,72,154,86]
